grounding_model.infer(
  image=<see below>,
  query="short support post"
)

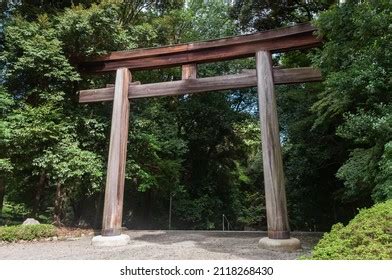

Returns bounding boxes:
[101,68,131,237]
[256,50,300,251]
[182,64,197,79]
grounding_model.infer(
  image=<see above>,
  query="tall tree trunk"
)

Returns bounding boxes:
[0,178,5,215]
[53,182,64,226]
[32,171,46,218]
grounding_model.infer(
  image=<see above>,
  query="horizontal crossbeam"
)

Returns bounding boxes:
[78,23,321,73]
[79,67,321,103]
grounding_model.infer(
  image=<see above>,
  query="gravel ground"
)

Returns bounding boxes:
[0,230,322,260]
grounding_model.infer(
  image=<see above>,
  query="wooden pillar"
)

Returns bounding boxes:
[256,50,290,239]
[102,68,131,236]
[182,64,197,79]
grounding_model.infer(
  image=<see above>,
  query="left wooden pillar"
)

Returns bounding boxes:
[101,68,130,236]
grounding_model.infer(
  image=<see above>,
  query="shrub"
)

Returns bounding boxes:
[0,202,31,226]
[0,224,56,242]
[307,200,392,260]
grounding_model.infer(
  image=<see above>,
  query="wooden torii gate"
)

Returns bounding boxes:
[78,23,322,249]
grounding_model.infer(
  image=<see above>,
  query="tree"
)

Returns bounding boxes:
[230,0,333,31]
[313,0,392,205]
[231,0,340,230]
[3,0,389,233]
[0,87,14,214]
[1,1,128,224]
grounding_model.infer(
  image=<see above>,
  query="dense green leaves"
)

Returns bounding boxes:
[0,2,116,222]
[234,0,392,230]
[0,224,56,242]
[0,0,391,233]
[0,87,13,174]
[57,3,136,56]
[2,16,79,97]
[336,105,392,202]
[307,200,392,260]
[313,0,392,205]
[230,0,333,31]
[0,0,259,229]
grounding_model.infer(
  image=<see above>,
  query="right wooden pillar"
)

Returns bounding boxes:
[256,50,291,239]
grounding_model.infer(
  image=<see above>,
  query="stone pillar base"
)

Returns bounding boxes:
[258,237,301,252]
[91,234,130,247]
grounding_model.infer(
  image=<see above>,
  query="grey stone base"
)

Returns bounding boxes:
[91,234,130,247]
[258,237,301,252]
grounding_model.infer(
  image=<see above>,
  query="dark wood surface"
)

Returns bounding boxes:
[106,81,141,87]
[79,23,321,73]
[79,67,321,103]
[101,68,130,236]
[256,50,290,239]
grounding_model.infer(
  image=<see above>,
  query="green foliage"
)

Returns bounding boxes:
[238,0,392,229]
[313,1,392,206]
[127,100,187,193]
[229,0,342,230]
[2,15,80,98]
[33,137,104,193]
[0,224,56,242]
[233,121,265,228]
[1,3,119,222]
[374,141,392,202]
[0,159,12,174]
[313,0,392,127]
[0,87,14,178]
[307,200,392,260]
[277,81,340,230]
[230,0,333,31]
[1,0,259,230]
[185,0,238,41]
[1,0,391,233]
[336,105,392,202]
[237,191,265,227]
[57,2,136,56]
[312,1,392,129]
[0,202,30,226]
[174,194,218,228]
[2,1,97,20]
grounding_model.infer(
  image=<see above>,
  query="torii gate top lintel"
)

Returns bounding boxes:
[79,22,321,73]
[81,23,323,248]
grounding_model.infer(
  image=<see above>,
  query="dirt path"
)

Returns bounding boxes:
[0,230,322,260]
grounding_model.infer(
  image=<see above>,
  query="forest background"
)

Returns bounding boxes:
[0,0,390,232]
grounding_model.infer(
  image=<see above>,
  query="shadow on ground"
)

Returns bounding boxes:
[130,231,322,260]
[0,230,322,260]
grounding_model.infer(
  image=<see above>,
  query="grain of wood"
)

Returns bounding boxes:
[101,68,130,236]
[256,50,290,239]
[79,67,321,103]
[182,64,197,79]
[106,81,141,88]
[79,23,321,73]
